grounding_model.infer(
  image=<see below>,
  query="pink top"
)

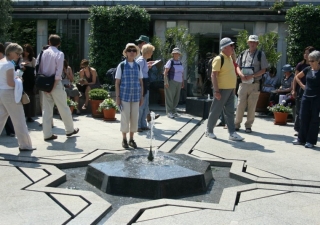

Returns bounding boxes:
[38,46,64,80]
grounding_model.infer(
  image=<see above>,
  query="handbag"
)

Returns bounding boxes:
[21,92,30,104]
[35,51,55,92]
[35,74,55,92]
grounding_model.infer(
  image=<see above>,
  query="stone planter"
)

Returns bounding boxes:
[256,92,270,112]
[158,88,165,106]
[186,97,212,119]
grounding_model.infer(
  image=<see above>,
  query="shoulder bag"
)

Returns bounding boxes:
[21,92,30,104]
[35,51,55,92]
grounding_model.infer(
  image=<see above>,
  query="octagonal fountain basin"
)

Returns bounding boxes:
[85,150,213,199]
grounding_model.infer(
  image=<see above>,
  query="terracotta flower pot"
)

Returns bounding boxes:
[103,108,116,121]
[90,99,104,118]
[273,112,288,125]
[69,106,74,114]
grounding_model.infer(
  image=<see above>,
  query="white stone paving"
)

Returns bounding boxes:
[1,108,320,224]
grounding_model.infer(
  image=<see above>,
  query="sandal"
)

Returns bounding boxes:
[44,134,58,141]
[66,128,80,137]
[82,104,87,110]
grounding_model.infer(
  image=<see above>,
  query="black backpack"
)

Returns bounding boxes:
[105,61,140,84]
[206,54,224,79]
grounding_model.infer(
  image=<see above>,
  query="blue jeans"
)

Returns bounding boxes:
[138,91,149,129]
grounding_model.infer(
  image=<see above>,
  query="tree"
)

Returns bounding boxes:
[152,26,198,82]
[286,4,320,65]
[0,0,13,42]
[235,30,281,69]
[88,5,150,84]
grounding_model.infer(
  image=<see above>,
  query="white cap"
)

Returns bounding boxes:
[248,35,259,42]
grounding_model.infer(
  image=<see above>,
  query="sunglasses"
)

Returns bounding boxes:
[309,60,315,63]
[127,49,137,53]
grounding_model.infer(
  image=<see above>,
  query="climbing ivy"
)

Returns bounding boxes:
[286,4,320,65]
[88,5,150,84]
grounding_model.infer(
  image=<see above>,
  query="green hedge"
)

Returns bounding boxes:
[0,0,12,42]
[88,5,150,84]
[286,4,320,66]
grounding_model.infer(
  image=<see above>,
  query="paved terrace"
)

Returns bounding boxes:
[0,105,320,225]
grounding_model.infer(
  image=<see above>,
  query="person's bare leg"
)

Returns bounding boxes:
[82,86,91,109]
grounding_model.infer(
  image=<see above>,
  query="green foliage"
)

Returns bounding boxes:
[67,98,78,107]
[270,0,284,12]
[152,26,198,81]
[258,32,282,68]
[235,30,281,68]
[98,98,118,112]
[0,0,12,42]
[235,30,249,56]
[286,4,320,66]
[88,5,150,84]
[268,103,292,114]
[7,19,37,51]
[88,88,109,100]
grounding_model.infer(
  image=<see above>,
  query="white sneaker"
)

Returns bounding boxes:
[167,113,174,118]
[173,113,181,117]
[205,131,216,139]
[229,132,244,141]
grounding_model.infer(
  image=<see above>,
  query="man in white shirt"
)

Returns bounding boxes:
[38,34,79,140]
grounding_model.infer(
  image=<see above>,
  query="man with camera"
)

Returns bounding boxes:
[235,35,268,133]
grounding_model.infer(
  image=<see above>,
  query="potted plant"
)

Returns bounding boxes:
[267,102,292,125]
[67,98,78,114]
[88,88,109,118]
[98,98,118,121]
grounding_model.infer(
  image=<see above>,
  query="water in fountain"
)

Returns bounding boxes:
[147,111,158,160]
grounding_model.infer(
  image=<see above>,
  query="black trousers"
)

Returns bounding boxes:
[4,117,15,135]
[294,97,301,132]
[298,96,320,144]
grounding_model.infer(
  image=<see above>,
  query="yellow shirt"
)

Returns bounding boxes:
[212,52,236,89]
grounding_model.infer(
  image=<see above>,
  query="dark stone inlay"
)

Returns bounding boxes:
[85,150,213,199]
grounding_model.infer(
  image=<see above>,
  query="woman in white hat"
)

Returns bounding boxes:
[115,43,143,149]
[163,47,184,118]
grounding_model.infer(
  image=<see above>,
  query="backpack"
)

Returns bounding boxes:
[198,60,205,75]
[206,54,224,79]
[168,59,182,80]
[105,61,140,84]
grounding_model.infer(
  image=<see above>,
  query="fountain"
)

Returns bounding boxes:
[85,112,213,199]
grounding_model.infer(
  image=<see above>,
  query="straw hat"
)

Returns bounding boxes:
[122,43,140,57]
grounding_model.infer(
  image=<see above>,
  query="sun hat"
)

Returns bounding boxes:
[247,35,259,42]
[220,37,234,49]
[135,35,150,43]
[171,47,181,55]
[282,64,293,72]
[122,43,140,57]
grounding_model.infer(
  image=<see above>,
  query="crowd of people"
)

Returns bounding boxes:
[204,35,320,148]
[1,32,319,151]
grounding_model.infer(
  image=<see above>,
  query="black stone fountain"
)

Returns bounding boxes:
[85,112,213,199]
[85,150,213,199]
